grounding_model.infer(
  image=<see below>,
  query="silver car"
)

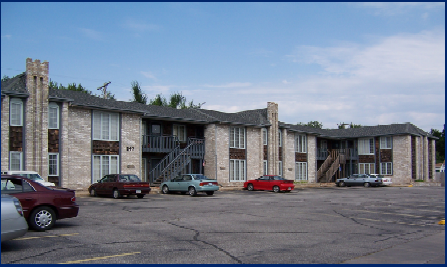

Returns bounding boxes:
[160,174,220,196]
[1,194,28,242]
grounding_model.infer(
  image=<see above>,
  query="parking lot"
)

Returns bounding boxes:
[1,186,445,264]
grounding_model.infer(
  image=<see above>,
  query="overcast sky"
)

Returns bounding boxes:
[1,2,445,131]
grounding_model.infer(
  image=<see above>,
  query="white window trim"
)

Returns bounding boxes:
[48,153,59,176]
[93,155,119,183]
[230,127,246,149]
[380,162,393,175]
[278,161,283,177]
[262,128,268,145]
[263,160,268,175]
[359,163,375,174]
[173,124,187,142]
[10,98,23,126]
[278,130,282,147]
[295,134,307,153]
[93,111,119,141]
[229,159,246,182]
[9,151,23,171]
[295,162,307,180]
[358,138,375,155]
[380,136,392,149]
[48,102,59,129]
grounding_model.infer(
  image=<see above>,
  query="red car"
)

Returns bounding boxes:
[88,174,151,199]
[244,175,295,193]
[1,175,79,231]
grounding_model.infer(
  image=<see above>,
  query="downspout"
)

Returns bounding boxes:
[215,124,218,182]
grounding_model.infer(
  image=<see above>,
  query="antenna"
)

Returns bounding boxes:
[97,81,111,99]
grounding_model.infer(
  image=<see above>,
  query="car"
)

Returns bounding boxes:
[160,174,219,197]
[1,171,56,187]
[369,174,392,186]
[1,175,79,231]
[1,194,28,242]
[88,174,151,199]
[335,174,383,187]
[244,175,295,193]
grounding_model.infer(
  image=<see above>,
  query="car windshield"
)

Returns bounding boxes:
[193,175,209,180]
[122,175,141,182]
[19,174,44,181]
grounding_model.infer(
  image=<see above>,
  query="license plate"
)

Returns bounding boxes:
[288,187,291,190]
[208,183,213,186]
[136,190,141,193]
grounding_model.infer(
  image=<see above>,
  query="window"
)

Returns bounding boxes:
[262,128,268,145]
[359,163,375,174]
[93,155,119,183]
[173,125,186,142]
[48,153,59,176]
[278,161,283,177]
[9,151,22,171]
[230,159,246,182]
[10,98,23,126]
[263,160,268,175]
[295,134,307,153]
[93,111,119,141]
[380,136,392,149]
[230,127,245,149]
[48,102,59,129]
[358,138,374,155]
[295,162,307,180]
[380,162,393,175]
[278,130,282,147]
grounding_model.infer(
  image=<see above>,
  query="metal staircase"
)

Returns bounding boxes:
[148,138,205,184]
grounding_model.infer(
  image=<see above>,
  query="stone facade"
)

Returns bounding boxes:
[120,113,141,176]
[392,135,412,185]
[1,96,10,170]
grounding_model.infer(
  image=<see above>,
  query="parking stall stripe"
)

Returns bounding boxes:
[342,209,426,218]
[15,233,79,240]
[58,252,141,264]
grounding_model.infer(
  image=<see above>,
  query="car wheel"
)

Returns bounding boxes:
[188,187,197,197]
[364,182,371,188]
[113,189,121,199]
[29,206,55,231]
[137,194,145,199]
[90,188,97,197]
[162,185,169,194]
[273,185,280,193]
[339,181,346,187]
[206,191,214,196]
[247,184,254,191]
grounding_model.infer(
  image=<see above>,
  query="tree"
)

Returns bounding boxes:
[148,91,204,109]
[338,122,361,129]
[430,127,445,163]
[130,81,147,104]
[297,121,323,129]
[49,80,115,100]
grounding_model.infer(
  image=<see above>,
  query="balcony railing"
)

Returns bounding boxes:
[317,148,358,161]
[142,135,180,153]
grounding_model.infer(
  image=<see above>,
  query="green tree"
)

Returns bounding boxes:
[430,127,445,163]
[49,80,115,100]
[148,91,204,109]
[297,121,323,129]
[337,122,361,129]
[130,81,147,104]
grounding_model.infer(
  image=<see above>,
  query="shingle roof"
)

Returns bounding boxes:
[2,72,436,138]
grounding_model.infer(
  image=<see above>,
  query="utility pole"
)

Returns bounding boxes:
[97,81,111,99]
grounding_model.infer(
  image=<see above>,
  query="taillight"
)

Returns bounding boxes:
[13,199,24,216]
[200,182,218,186]
[71,197,76,202]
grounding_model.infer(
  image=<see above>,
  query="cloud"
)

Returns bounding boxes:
[1,35,12,40]
[353,2,445,16]
[140,71,157,80]
[123,19,162,32]
[203,82,252,88]
[78,28,103,41]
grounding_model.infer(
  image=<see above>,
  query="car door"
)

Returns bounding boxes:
[95,176,108,195]
[178,175,192,191]
[104,175,118,194]
[257,176,269,190]
[4,178,39,218]
[345,175,356,186]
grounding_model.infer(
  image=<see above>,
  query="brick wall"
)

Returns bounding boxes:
[246,127,262,181]
[307,135,317,183]
[392,135,412,185]
[1,97,10,170]
[120,113,141,176]
[283,131,296,180]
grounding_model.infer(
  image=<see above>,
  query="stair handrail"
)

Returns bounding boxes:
[323,153,341,183]
[317,151,333,182]
[147,136,181,183]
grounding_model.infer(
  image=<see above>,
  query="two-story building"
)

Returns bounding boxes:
[1,58,437,190]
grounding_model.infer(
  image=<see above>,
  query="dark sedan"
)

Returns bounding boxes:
[1,175,79,231]
[88,174,151,199]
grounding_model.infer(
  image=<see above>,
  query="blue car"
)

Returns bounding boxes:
[160,174,219,196]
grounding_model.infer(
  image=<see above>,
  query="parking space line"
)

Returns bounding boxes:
[342,209,425,218]
[58,252,141,264]
[15,233,79,240]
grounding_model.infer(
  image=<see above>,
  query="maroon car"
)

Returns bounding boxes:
[1,174,79,231]
[88,174,151,199]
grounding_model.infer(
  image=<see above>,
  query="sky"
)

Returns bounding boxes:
[1,2,445,132]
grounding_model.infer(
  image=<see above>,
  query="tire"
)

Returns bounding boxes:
[273,185,280,193]
[339,181,346,187]
[188,187,197,197]
[162,185,169,194]
[137,194,145,199]
[247,184,254,191]
[113,189,121,199]
[206,191,214,196]
[90,188,97,197]
[28,206,56,231]
[364,182,371,188]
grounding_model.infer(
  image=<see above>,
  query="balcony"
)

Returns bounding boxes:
[317,148,358,161]
[142,135,179,153]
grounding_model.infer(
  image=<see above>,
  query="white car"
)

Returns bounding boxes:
[370,174,392,186]
[0,171,55,187]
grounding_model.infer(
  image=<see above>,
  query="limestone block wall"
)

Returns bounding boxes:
[283,131,296,180]
[120,113,141,176]
[246,127,262,180]
[204,125,217,180]
[61,107,92,190]
[204,124,231,185]
[392,135,412,185]
[1,97,10,170]
[307,135,317,183]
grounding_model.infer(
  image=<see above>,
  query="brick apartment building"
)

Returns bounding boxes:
[1,58,438,190]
